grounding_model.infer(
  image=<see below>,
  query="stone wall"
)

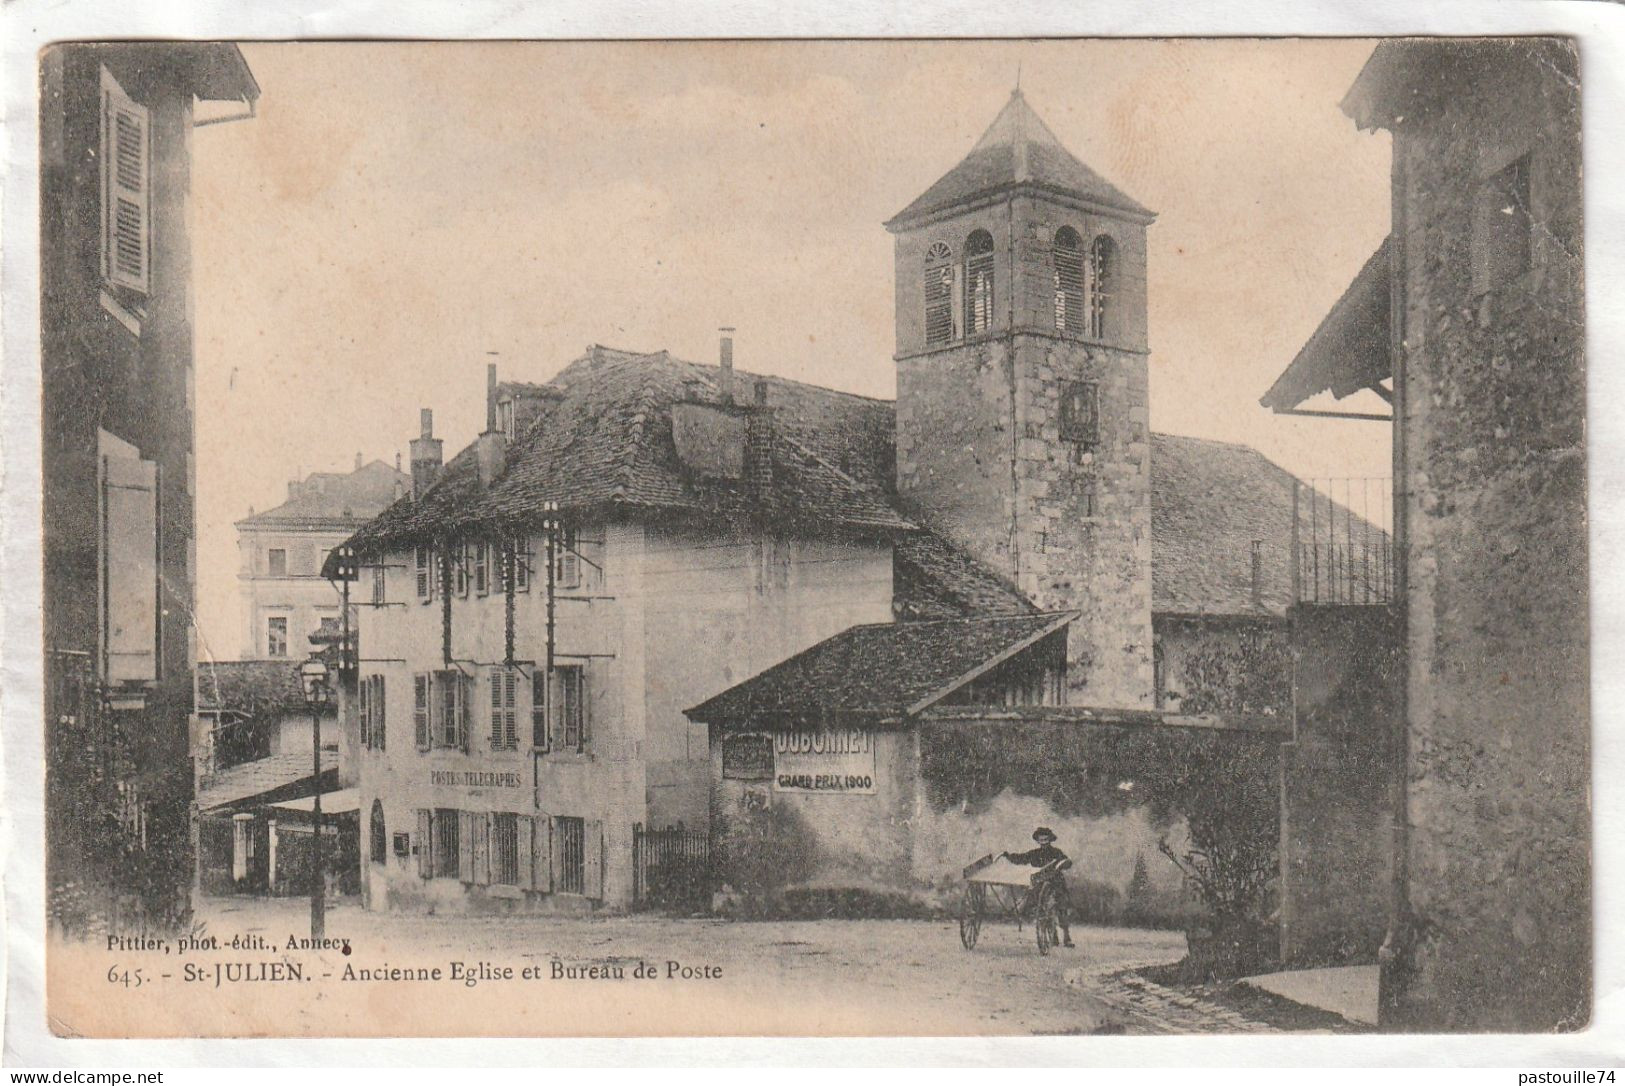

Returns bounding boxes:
[1385,40,1588,1030]
[1279,605,1401,966]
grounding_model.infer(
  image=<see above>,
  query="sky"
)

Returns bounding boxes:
[189,39,1392,657]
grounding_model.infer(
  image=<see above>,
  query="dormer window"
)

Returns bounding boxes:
[965,230,995,335]
[924,241,957,345]
[1053,227,1084,335]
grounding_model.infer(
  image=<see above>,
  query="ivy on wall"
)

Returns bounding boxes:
[1163,627,1291,717]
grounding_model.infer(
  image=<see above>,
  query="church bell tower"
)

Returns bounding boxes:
[887,89,1158,707]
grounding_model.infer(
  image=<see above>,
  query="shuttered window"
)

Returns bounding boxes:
[924,241,956,345]
[490,813,520,886]
[511,537,530,592]
[531,670,549,750]
[415,547,432,600]
[413,673,431,750]
[436,670,468,750]
[433,808,461,879]
[473,542,489,596]
[98,430,158,684]
[489,667,518,750]
[100,68,149,293]
[965,230,995,335]
[555,816,585,894]
[1087,234,1115,340]
[361,674,387,750]
[554,526,580,589]
[553,665,587,751]
[1053,227,1085,334]
[455,543,470,597]
[372,563,386,605]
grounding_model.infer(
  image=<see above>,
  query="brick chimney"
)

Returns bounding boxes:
[410,409,443,498]
[354,451,363,471]
[475,363,508,487]
[718,327,735,404]
[747,378,774,499]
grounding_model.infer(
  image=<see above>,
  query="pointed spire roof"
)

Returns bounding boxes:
[887,89,1153,229]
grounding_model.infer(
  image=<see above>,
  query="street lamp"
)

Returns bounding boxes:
[299,657,331,940]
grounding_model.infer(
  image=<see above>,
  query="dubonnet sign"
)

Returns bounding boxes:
[773,726,876,794]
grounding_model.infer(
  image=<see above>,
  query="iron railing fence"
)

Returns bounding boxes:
[1292,477,1396,606]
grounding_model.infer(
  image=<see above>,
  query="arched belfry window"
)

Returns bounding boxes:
[965,229,996,335]
[1053,227,1084,334]
[1087,234,1116,340]
[370,799,386,864]
[924,241,956,345]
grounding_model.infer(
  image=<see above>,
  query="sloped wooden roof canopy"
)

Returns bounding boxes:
[1260,237,1393,416]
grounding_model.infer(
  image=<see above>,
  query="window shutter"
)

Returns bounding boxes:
[414,674,430,750]
[517,815,534,890]
[531,670,549,751]
[359,678,371,748]
[460,673,472,752]
[100,438,158,684]
[101,69,149,293]
[416,809,432,879]
[585,820,605,901]
[376,675,386,750]
[458,811,474,882]
[475,543,489,596]
[474,813,491,886]
[549,817,565,891]
[532,816,553,892]
[503,669,518,748]
[489,670,503,749]
[513,538,530,592]
[456,543,470,597]
[415,547,431,600]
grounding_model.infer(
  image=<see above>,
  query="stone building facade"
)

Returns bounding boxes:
[1265,40,1587,1030]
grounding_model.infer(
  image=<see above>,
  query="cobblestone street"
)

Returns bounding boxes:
[169,896,1304,1035]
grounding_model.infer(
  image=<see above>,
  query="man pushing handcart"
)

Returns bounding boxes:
[958,827,1076,955]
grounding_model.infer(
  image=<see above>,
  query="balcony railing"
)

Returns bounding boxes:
[1292,477,1395,605]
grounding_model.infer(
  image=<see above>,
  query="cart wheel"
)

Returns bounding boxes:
[1034,887,1058,956]
[959,884,983,950]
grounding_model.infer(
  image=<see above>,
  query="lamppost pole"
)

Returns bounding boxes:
[300,657,331,941]
[310,687,324,941]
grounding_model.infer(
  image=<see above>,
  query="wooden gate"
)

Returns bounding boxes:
[631,822,710,912]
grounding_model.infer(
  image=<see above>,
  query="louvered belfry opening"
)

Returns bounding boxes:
[965,229,995,335]
[1087,234,1115,339]
[1053,226,1085,334]
[924,240,956,345]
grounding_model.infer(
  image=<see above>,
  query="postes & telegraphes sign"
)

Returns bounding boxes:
[429,770,523,789]
[772,727,876,794]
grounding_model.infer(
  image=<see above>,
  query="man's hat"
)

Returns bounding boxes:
[1032,827,1057,843]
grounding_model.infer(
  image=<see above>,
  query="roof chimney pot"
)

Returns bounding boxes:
[486,363,498,432]
[719,327,735,404]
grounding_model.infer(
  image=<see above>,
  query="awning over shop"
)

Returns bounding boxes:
[1261,238,1392,414]
[269,787,360,815]
[197,751,339,812]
